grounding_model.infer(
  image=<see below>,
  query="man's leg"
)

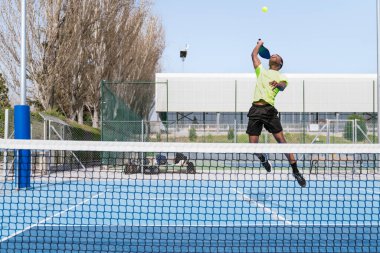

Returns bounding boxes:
[246,104,271,172]
[249,135,271,172]
[272,131,296,163]
[272,131,306,187]
[249,135,260,143]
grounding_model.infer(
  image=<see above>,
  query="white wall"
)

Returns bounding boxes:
[156,73,377,113]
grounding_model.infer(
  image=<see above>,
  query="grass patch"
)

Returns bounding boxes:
[67,120,100,136]
[150,132,371,144]
[44,108,67,121]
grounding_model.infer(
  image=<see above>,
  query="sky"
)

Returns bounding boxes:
[153,0,378,74]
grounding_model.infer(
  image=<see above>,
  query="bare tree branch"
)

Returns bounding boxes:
[0,0,164,127]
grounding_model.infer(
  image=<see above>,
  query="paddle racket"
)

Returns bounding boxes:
[258,45,270,59]
[257,39,270,59]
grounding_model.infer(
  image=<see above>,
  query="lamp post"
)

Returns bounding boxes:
[180,44,189,72]
[21,0,26,105]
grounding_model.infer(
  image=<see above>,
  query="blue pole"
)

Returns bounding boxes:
[14,0,31,189]
[14,105,31,189]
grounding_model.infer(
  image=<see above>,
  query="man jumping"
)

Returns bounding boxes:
[246,39,306,187]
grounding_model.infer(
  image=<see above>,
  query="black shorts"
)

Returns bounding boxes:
[246,104,283,136]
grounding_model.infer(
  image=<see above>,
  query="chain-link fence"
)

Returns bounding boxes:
[101,80,168,142]
[0,109,100,141]
[1,108,44,139]
[47,120,100,141]
[101,120,377,144]
[0,110,377,144]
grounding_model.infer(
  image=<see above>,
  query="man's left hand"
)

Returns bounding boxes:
[270,81,285,91]
[270,81,278,90]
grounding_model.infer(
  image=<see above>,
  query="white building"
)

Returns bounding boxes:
[155,73,377,125]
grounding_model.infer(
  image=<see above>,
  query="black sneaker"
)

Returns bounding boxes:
[293,172,306,187]
[260,157,272,172]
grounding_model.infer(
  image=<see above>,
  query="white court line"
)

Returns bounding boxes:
[0,190,108,243]
[230,189,292,226]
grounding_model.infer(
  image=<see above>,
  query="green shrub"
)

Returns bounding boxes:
[68,120,101,141]
[0,73,10,108]
[344,114,368,142]
[227,126,235,140]
[0,109,4,138]
[156,132,161,142]
[189,126,197,142]
[206,134,214,142]
[45,108,66,120]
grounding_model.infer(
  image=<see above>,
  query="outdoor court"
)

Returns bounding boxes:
[1,173,379,253]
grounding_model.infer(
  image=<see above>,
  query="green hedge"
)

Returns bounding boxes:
[189,126,197,142]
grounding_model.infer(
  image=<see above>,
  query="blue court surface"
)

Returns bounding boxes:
[0,179,379,253]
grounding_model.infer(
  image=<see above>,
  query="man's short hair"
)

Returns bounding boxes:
[276,54,283,67]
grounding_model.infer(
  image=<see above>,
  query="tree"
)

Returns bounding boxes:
[0,0,164,127]
[0,73,10,139]
[0,74,10,108]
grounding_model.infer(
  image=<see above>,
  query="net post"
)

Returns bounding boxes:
[13,0,31,189]
[14,105,31,189]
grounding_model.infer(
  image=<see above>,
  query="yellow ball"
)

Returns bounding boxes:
[262,6,268,13]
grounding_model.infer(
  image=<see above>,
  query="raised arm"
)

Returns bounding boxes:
[251,40,263,69]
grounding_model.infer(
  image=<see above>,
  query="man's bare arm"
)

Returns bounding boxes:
[252,40,263,69]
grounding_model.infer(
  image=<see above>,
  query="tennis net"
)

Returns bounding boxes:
[0,140,379,253]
